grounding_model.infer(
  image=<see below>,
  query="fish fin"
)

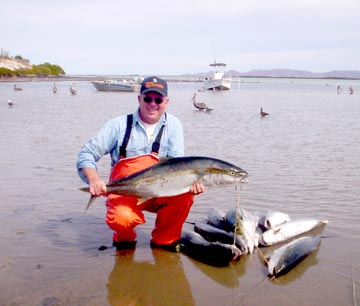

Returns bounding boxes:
[85,195,97,212]
[158,157,172,163]
[136,197,148,205]
[79,186,90,193]
[320,234,336,239]
[230,245,242,260]
[274,228,281,234]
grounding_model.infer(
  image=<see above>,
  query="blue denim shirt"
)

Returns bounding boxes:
[77,109,184,183]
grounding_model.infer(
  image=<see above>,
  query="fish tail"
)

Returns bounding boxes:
[79,187,90,193]
[85,195,97,212]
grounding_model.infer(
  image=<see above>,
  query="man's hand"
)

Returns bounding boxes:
[189,182,205,195]
[82,168,107,197]
[89,178,107,197]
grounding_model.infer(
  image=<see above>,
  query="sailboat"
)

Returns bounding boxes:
[203,61,232,91]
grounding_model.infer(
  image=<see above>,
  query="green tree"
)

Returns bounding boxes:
[0,54,65,77]
[0,67,15,76]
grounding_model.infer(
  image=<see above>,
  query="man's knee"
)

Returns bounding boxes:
[106,205,145,231]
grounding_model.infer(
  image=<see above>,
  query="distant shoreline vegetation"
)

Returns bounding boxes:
[0,53,65,78]
[0,64,65,77]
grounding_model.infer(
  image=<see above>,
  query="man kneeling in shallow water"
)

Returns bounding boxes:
[77,76,204,251]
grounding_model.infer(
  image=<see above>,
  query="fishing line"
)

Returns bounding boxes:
[229,191,271,304]
[234,183,269,265]
[331,270,360,284]
[352,265,357,306]
[233,183,242,246]
[241,275,268,304]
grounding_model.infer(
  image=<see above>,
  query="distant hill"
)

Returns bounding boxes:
[0,50,65,77]
[189,69,360,79]
[0,57,32,71]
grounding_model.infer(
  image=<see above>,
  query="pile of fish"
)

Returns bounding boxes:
[180,207,328,277]
[79,156,327,277]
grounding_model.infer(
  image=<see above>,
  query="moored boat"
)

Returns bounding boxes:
[91,79,141,92]
[203,62,232,91]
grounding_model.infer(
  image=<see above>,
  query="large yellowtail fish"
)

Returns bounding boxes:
[79,156,248,211]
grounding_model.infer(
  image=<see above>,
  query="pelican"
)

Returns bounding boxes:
[260,107,269,117]
[70,85,77,95]
[191,93,213,112]
[14,84,23,91]
[8,99,14,107]
[53,83,57,94]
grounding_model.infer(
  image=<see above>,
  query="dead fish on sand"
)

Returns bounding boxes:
[180,229,241,267]
[224,207,260,254]
[80,156,248,211]
[194,222,247,253]
[205,208,229,230]
[258,211,290,231]
[267,235,321,278]
[259,219,329,246]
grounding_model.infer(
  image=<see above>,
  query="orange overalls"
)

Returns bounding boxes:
[105,114,194,245]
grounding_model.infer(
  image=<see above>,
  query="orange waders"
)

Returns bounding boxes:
[105,114,194,245]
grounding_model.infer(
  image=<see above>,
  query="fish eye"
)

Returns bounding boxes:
[229,169,238,176]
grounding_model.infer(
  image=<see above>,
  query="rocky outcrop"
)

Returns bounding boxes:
[0,57,33,71]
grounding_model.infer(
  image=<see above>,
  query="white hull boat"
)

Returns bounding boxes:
[91,79,140,92]
[203,62,232,91]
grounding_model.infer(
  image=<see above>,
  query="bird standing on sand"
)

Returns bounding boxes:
[260,107,269,117]
[8,99,14,107]
[70,84,77,95]
[191,93,213,112]
[14,84,22,91]
[53,83,57,94]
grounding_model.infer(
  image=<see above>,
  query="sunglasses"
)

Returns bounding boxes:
[143,96,164,104]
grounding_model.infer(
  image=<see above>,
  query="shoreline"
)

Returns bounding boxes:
[0,75,202,83]
[0,75,359,83]
[0,75,117,83]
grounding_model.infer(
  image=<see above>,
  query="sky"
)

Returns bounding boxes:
[1,0,359,75]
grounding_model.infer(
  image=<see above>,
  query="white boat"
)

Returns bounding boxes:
[203,62,232,91]
[91,79,140,92]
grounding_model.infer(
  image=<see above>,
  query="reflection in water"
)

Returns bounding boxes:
[107,249,194,306]
[186,252,251,289]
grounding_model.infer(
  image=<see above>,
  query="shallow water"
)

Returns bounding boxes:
[1,78,359,305]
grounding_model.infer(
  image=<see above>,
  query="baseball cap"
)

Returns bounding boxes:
[140,76,168,96]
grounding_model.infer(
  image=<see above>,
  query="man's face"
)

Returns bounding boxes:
[138,91,169,124]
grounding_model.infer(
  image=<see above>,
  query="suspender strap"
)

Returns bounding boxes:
[151,113,167,155]
[119,114,133,158]
[119,113,167,158]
